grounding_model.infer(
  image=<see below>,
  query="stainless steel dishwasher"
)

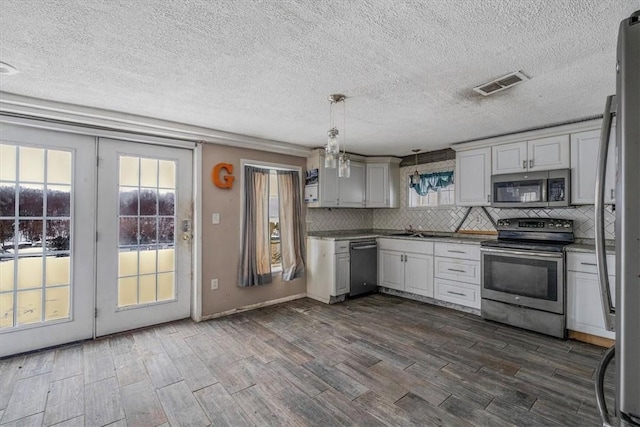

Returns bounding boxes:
[349,240,377,297]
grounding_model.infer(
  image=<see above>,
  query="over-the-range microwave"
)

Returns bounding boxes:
[491,169,571,208]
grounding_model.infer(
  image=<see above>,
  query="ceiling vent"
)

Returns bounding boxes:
[473,71,529,96]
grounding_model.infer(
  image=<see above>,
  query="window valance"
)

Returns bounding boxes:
[410,171,454,196]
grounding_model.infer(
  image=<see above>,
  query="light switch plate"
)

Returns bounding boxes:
[211,279,218,290]
[212,213,220,224]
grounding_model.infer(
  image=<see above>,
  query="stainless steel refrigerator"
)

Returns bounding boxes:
[594,9,640,427]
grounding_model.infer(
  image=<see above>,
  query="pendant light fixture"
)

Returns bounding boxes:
[325,94,347,176]
[337,96,350,178]
[410,149,421,185]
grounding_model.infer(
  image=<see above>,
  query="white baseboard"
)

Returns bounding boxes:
[200,293,307,321]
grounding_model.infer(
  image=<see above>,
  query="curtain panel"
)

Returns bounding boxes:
[410,171,454,196]
[239,166,273,287]
[277,170,306,281]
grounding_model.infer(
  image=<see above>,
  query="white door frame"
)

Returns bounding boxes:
[0,115,202,344]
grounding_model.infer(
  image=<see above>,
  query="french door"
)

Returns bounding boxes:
[95,139,193,336]
[0,124,96,357]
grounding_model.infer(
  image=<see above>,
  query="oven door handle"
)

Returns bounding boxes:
[480,247,563,259]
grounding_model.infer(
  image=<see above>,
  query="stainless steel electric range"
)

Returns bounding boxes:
[480,218,574,338]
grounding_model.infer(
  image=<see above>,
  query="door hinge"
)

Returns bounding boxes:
[94,308,98,318]
[96,231,98,241]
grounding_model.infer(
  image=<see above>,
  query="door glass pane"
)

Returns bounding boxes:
[139,274,156,304]
[47,151,72,184]
[47,186,71,216]
[19,147,44,182]
[140,158,158,187]
[118,276,137,307]
[19,184,44,216]
[0,144,16,181]
[139,189,157,215]
[0,144,73,329]
[16,289,42,325]
[0,183,16,216]
[158,161,175,189]
[45,286,69,321]
[117,155,176,307]
[119,156,139,187]
[46,256,70,286]
[119,188,138,215]
[158,190,174,216]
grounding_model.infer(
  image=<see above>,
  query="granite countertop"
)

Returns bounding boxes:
[566,240,616,255]
[307,229,498,245]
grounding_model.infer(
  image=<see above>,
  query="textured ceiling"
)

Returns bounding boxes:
[1,0,638,156]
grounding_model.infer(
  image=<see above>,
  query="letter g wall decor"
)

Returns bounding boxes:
[212,163,235,189]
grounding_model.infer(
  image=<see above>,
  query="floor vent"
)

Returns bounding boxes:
[473,71,529,96]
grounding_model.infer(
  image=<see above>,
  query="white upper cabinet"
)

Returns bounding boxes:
[366,163,388,207]
[492,141,528,174]
[320,164,339,207]
[492,135,570,175]
[527,135,570,171]
[339,161,366,207]
[571,128,616,205]
[307,150,366,208]
[455,147,491,206]
[365,158,400,208]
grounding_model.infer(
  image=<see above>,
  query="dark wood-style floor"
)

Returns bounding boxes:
[0,294,615,426]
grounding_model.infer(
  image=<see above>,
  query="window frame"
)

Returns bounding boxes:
[240,159,302,274]
[407,173,456,210]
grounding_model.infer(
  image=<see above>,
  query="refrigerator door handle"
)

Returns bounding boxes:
[595,94,616,332]
[595,345,616,427]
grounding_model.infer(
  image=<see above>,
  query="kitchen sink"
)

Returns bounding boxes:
[390,232,439,238]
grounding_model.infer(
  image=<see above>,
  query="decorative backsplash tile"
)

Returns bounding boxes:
[307,162,616,240]
[306,208,373,232]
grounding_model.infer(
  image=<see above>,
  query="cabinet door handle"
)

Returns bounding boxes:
[523,160,527,169]
[610,189,614,200]
[529,159,534,168]
[447,268,466,273]
[448,250,466,254]
[447,291,466,296]
[581,262,597,266]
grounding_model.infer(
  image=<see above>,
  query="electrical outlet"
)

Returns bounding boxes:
[211,279,218,290]
[212,213,220,224]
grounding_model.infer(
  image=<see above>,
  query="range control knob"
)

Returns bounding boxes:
[563,222,571,228]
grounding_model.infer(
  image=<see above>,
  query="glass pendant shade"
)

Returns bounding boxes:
[411,170,421,185]
[324,151,337,169]
[338,154,350,178]
[327,128,340,155]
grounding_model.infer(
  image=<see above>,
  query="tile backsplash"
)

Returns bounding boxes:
[307,162,616,240]
[306,208,373,232]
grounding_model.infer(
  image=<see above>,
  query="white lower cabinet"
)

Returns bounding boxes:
[378,239,433,297]
[404,253,434,297]
[433,242,481,309]
[434,278,481,308]
[335,252,350,296]
[566,252,616,340]
[306,238,351,303]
